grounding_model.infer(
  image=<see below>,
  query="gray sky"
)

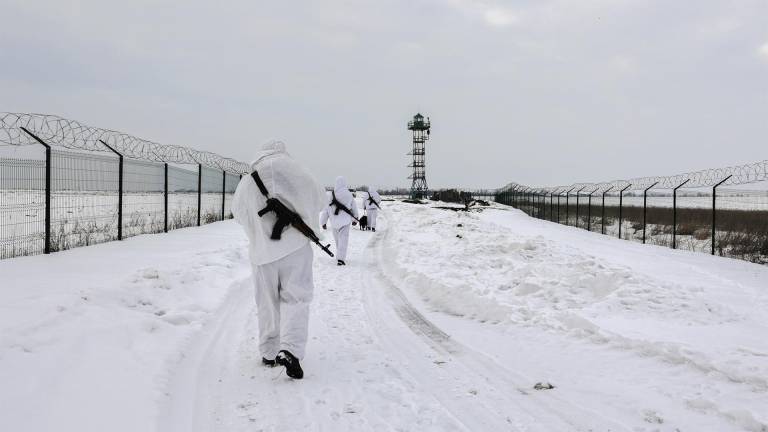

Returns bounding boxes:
[2,0,767,189]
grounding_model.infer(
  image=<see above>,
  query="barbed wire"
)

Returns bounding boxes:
[501,159,768,195]
[0,113,249,173]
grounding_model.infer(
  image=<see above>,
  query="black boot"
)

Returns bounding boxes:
[372,227,376,232]
[276,350,304,379]
[262,357,276,367]
[337,260,346,266]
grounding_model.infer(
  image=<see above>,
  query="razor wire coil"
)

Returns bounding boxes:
[502,159,768,195]
[0,113,249,173]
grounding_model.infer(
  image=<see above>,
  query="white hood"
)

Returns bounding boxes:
[251,140,287,168]
[333,176,354,204]
[367,186,381,203]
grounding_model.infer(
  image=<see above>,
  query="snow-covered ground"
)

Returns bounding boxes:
[1,200,767,431]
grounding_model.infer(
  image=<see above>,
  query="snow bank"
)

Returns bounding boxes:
[0,221,250,432]
[382,200,768,430]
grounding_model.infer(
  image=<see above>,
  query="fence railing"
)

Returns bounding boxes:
[495,160,768,265]
[1,113,247,260]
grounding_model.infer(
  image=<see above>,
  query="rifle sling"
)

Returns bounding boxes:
[250,170,270,197]
[331,191,341,215]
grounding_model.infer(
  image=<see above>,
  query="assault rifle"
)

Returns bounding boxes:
[367,193,381,210]
[251,171,334,257]
[331,191,360,223]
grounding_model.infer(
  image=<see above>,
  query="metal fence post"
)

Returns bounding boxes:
[587,188,596,232]
[575,186,586,229]
[565,187,575,226]
[575,190,580,228]
[531,190,535,216]
[44,141,51,253]
[526,189,530,215]
[522,188,528,214]
[601,186,613,235]
[642,182,658,244]
[20,127,51,254]
[712,175,732,255]
[550,192,554,221]
[99,140,123,240]
[618,184,631,239]
[672,179,690,249]
[539,193,544,219]
[164,163,169,233]
[556,192,561,223]
[221,170,226,221]
[197,164,202,226]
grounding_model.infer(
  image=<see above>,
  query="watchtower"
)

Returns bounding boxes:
[407,113,430,198]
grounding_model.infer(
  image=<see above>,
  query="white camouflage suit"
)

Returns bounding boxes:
[231,141,326,360]
[361,186,382,229]
[319,176,359,262]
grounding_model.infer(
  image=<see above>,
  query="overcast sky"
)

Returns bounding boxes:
[2,0,767,189]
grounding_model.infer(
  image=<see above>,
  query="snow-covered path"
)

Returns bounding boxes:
[3,200,767,431]
[158,214,626,431]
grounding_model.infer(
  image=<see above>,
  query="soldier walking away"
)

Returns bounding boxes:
[362,185,382,232]
[320,176,359,266]
[231,141,326,379]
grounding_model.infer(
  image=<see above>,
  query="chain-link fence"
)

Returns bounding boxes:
[0,113,247,260]
[496,162,768,265]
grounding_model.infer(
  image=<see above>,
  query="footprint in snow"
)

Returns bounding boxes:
[142,269,160,279]
[642,409,664,424]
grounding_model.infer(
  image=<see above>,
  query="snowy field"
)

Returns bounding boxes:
[1,200,767,431]
[0,190,232,258]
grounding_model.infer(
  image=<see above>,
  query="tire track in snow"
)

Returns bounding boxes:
[157,277,254,432]
[365,213,633,432]
[158,207,629,431]
[159,219,473,431]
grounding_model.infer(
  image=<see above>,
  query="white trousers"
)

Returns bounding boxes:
[367,209,378,229]
[332,224,351,261]
[251,244,314,360]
